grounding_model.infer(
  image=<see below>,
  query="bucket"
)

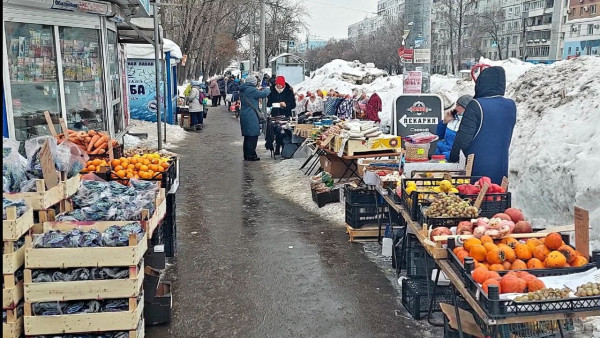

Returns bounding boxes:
[405,142,430,162]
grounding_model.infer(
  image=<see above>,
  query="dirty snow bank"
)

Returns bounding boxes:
[507,57,600,250]
[125,119,188,149]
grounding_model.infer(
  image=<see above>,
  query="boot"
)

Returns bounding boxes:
[274,144,281,156]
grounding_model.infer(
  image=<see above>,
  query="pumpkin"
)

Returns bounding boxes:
[526,238,544,253]
[486,248,506,264]
[557,245,577,263]
[533,245,551,261]
[499,237,518,249]
[463,238,482,252]
[482,279,502,294]
[544,232,563,250]
[480,235,494,245]
[498,244,516,262]
[545,251,567,268]
[500,274,521,293]
[511,259,527,270]
[514,243,533,261]
[526,258,545,269]
[469,244,488,262]
[571,255,589,267]
[472,267,490,284]
[489,264,505,271]
[527,278,546,292]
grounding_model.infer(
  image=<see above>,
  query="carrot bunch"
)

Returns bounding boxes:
[56,129,119,155]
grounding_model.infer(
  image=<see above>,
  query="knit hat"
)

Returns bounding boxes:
[438,91,456,111]
[456,94,473,109]
[275,76,285,86]
[245,76,258,86]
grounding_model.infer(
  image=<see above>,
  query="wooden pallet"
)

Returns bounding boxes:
[345,224,402,243]
[3,241,25,275]
[24,296,144,336]
[24,262,144,302]
[3,179,63,211]
[3,207,34,241]
[3,272,24,309]
[2,305,23,338]
[25,228,147,269]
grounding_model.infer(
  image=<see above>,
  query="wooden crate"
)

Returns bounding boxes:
[3,241,25,275]
[25,227,147,269]
[3,273,24,309]
[147,188,167,239]
[3,207,34,241]
[3,179,63,211]
[24,297,144,336]
[62,173,81,199]
[24,263,143,302]
[345,224,403,243]
[2,306,23,338]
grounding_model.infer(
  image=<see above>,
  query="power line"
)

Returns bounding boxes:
[305,0,377,14]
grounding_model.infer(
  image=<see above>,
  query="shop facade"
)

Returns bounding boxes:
[2,0,150,142]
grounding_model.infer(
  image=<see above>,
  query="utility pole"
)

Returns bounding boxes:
[403,0,433,93]
[153,0,162,150]
[259,0,266,71]
[249,33,254,72]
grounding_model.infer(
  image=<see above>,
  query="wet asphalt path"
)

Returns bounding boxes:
[146,105,429,338]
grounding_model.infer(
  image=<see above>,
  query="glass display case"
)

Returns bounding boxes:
[107,29,124,134]
[59,26,105,131]
[5,22,62,141]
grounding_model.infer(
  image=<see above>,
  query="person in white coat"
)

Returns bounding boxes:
[187,81,205,131]
[305,92,324,116]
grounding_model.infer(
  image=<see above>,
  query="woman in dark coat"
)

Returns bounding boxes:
[239,76,270,161]
[217,76,226,106]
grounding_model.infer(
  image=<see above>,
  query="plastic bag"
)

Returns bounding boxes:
[2,138,28,192]
[24,136,58,180]
[56,141,89,178]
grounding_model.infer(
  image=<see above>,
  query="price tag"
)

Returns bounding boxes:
[443,173,452,182]
[574,206,590,259]
[43,111,58,137]
[501,176,509,191]
[417,149,425,155]
[40,139,60,189]
[465,154,475,176]
[473,183,489,209]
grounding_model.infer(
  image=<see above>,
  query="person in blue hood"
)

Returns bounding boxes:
[435,94,473,160]
[449,66,516,184]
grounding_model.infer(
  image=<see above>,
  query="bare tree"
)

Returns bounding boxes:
[436,0,476,74]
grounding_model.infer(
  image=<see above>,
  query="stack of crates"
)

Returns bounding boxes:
[344,186,388,229]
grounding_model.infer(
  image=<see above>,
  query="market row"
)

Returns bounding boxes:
[291,116,599,337]
[3,132,179,337]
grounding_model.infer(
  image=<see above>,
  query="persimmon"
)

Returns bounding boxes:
[557,245,577,263]
[480,235,494,245]
[482,279,501,294]
[487,248,506,264]
[544,232,563,250]
[526,258,545,269]
[545,251,567,268]
[500,274,521,293]
[527,278,546,292]
[489,264,505,272]
[472,267,490,284]
[499,237,518,249]
[498,244,516,263]
[571,255,589,267]
[514,243,533,261]
[511,259,527,270]
[526,238,544,253]
[469,244,488,262]
[464,238,482,252]
[533,245,550,261]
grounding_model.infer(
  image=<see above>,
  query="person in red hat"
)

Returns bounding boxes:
[266,75,296,155]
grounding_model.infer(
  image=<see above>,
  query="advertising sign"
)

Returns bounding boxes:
[413,49,431,64]
[51,0,110,15]
[126,59,167,123]
[403,71,422,94]
[394,94,443,154]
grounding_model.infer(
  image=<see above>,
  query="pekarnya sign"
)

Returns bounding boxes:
[51,0,110,15]
[394,94,442,143]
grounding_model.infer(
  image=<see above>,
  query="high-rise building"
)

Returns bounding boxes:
[563,0,600,58]
[347,0,405,39]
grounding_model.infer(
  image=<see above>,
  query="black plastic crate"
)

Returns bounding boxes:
[459,192,511,218]
[402,278,454,320]
[418,205,474,229]
[163,193,177,258]
[405,233,436,278]
[344,186,377,204]
[110,156,177,190]
[387,187,402,204]
[345,201,389,229]
[311,188,340,208]
[473,312,574,338]
[446,242,600,319]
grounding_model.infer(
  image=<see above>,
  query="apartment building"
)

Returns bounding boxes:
[563,0,600,58]
[347,0,405,39]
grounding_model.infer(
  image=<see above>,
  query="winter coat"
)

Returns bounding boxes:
[218,78,226,93]
[305,97,324,114]
[239,82,270,137]
[267,83,296,117]
[434,116,462,160]
[209,80,220,97]
[366,93,382,123]
[227,81,240,101]
[449,66,516,184]
[187,87,204,113]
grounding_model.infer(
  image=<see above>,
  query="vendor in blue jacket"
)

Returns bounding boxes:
[435,94,473,160]
[449,66,516,184]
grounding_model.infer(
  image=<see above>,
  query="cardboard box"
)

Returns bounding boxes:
[319,155,354,179]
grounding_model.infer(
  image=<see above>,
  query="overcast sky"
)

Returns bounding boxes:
[303,0,378,40]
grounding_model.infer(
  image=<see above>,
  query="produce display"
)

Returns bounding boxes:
[108,153,171,180]
[574,282,600,297]
[123,147,177,158]
[54,129,119,155]
[2,197,28,219]
[56,180,159,221]
[454,232,589,272]
[456,176,506,196]
[33,223,145,248]
[471,268,546,295]
[514,288,570,302]
[31,267,129,282]
[32,297,133,315]
[423,193,479,218]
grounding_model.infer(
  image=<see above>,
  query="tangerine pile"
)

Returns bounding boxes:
[454,232,589,272]
[82,158,110,173]
[109,153,171,180]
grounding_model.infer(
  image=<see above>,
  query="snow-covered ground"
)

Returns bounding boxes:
[125,119,188,150]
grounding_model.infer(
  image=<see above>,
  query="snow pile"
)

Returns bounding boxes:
[507,57,600,250]
[125,119,188,150]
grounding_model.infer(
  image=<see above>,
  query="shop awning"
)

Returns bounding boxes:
[126,38,182,61]
[103,0,152,17]
[117,17,163,45]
